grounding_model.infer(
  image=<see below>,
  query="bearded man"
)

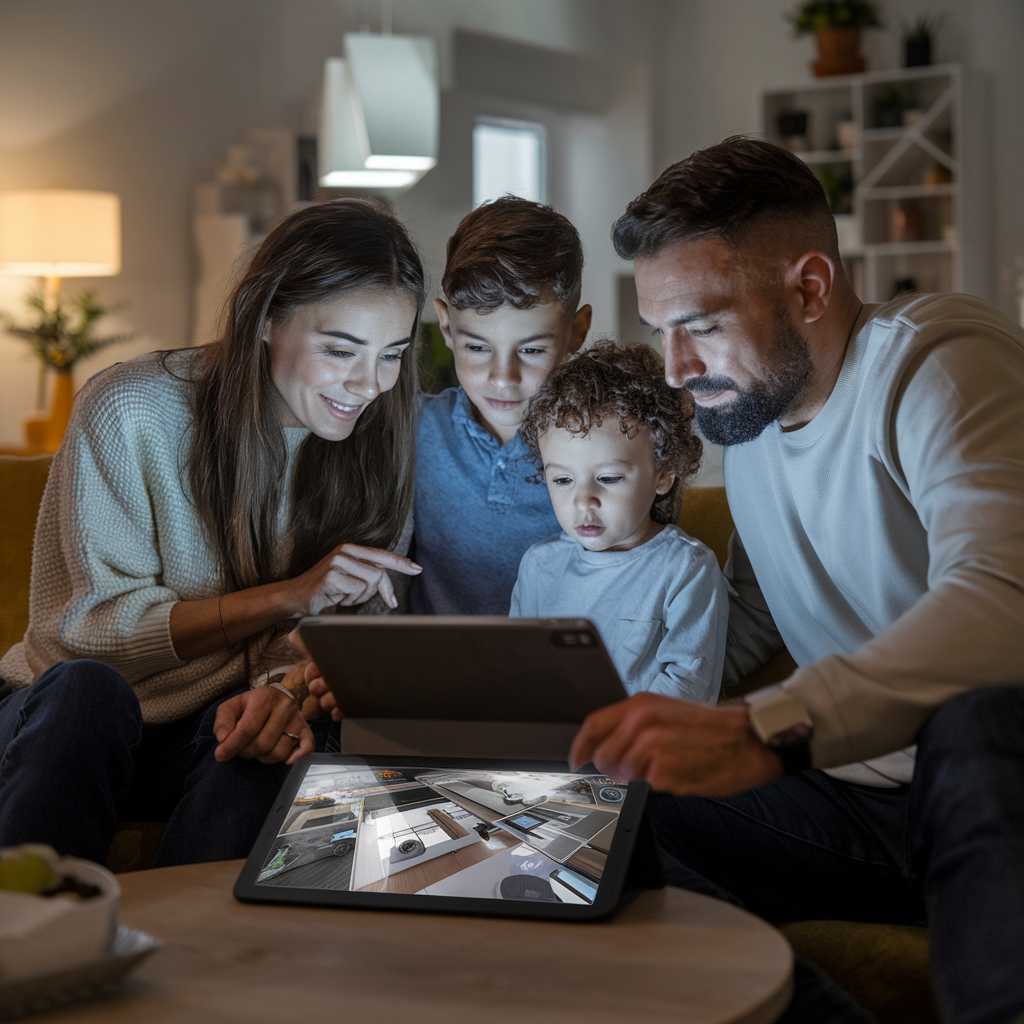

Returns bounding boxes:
[571,137,1024,1024]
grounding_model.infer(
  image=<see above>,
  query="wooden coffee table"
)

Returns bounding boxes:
[31,860,793,1023]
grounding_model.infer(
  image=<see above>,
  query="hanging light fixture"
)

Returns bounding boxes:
[319,32,439,192]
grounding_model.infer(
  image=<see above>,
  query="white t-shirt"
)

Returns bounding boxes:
[723,293,1024,781]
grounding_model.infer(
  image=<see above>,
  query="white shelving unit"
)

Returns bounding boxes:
[762,64,989,304]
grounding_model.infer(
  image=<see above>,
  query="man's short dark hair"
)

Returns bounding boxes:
[612,136,839,264]
[443,196,584,312]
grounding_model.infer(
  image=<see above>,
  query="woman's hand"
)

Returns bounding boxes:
[283,544,421,615]
[306,659,341,722]
[288,630,341,722]
[213,686,315,765]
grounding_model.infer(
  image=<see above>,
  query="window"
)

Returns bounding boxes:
[472,117,547,208]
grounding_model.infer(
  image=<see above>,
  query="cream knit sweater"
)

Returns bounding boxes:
[1,349,400,724]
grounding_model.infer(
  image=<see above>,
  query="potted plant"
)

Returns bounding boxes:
[3,290,133,452]
[872,83,919,128]
[788,0,883,77]
[901,14,944,67]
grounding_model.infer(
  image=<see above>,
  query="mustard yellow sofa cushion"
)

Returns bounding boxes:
[0,454,52,660]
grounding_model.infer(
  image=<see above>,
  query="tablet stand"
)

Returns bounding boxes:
[341,718,582,761]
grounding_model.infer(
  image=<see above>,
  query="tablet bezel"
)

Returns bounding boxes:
[233,754,651,922]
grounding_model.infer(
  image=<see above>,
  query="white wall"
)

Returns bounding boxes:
[0,0,656,446]
[649,0,1023,483]
[2,0,1020,474]
[651,0,1022,316]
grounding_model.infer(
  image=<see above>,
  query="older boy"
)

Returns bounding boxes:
[410,198,591,615]
[511,341,727,703]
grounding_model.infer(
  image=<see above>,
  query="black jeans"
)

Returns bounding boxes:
[0,660,336,866]
[651,687,1024,1024]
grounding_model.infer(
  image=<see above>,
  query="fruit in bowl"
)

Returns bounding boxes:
[0,845,120,981]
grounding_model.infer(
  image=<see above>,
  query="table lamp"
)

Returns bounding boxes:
[0,189,121,306]
[0,189,122,451]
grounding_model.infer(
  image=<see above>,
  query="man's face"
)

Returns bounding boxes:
[634,238,812,446]
[436,299,590,445]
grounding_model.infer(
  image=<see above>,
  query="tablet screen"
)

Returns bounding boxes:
[254,762,631,906]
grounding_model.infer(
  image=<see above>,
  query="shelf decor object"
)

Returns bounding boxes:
[901,14,944,68]
[762,64,989,305]
[787,0,882,77]
[319,32,439,193]
[0,190,127,453]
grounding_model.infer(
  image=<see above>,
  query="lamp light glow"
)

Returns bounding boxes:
[320,169,418,188]
[0,190,121,277]
[363,155,437,171]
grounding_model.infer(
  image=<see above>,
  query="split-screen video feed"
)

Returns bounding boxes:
[256,766,630,904]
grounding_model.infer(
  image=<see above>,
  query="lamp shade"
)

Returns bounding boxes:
[319,34,438,192]
[0,190,121,277]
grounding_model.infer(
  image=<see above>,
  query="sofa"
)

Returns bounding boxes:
[0,453,935,1022]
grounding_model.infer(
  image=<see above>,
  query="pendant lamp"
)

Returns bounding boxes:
[319,32,439,192]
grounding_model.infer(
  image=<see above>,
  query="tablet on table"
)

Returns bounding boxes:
[235,755,658,921]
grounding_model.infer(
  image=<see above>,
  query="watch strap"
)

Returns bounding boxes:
[745,686,814,775]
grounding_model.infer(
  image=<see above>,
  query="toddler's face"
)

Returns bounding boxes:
[435,298,590,445]
[538,417,676,552]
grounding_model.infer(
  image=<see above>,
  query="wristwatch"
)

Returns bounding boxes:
[745,687,814,775]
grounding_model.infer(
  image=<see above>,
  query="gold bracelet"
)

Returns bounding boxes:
[218,594,231,650]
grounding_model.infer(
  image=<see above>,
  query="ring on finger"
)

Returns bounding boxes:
[284,731,301,742]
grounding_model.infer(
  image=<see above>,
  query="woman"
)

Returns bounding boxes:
[0,199,423,865]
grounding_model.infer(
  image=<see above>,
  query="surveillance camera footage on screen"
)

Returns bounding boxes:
[256,765,629,904]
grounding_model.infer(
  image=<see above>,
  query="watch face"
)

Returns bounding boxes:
[767,723,813,749]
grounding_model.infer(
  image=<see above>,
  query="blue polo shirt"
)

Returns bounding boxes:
[410,386,561,615]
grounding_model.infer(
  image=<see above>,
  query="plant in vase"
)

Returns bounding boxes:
[788,0,882,77]
[3,290,134,452]
[872,83,919,129]
[901,13,944,67]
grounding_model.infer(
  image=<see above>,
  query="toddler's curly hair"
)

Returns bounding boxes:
[520,339,703,524]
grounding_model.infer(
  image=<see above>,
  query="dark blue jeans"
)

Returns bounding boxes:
[0,660,335,866]
[650,687,1024,1024]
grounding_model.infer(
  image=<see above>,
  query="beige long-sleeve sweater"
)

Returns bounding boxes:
[0,349,399,724]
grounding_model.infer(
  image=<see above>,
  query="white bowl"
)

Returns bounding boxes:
[0,857,119,982]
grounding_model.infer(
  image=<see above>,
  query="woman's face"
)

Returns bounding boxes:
[267,287,418,441]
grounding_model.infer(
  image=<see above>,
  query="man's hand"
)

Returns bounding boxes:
[288,630,341,722]
[213,686,315,765]
[569,693,784,796]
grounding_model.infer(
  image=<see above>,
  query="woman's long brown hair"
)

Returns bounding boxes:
[185,198,424,593]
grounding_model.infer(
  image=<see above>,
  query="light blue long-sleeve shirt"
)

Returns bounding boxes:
[510,525,728,703]
[410,387,561,615]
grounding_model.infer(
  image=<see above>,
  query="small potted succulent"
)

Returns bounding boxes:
[788,0,883,77]
[901,14,944,67]
[871,83,920,128]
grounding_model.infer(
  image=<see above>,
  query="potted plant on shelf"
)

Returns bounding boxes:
[788,0,883,77]
[901,13,944,67]
[3,290,133,453]
[872,83,919,128]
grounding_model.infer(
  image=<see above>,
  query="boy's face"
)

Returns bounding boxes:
[435,298,591,445]
[538,418,675,552]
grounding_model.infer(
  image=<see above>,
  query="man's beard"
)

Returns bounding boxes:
[686,314,813,447]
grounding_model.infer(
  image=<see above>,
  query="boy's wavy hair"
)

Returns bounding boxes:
[442,196,584,312]
[520,339,703,524]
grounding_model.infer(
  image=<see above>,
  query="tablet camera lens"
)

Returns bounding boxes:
[553,631,596,648]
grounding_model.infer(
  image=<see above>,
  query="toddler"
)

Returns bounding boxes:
[511,340,727,703]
